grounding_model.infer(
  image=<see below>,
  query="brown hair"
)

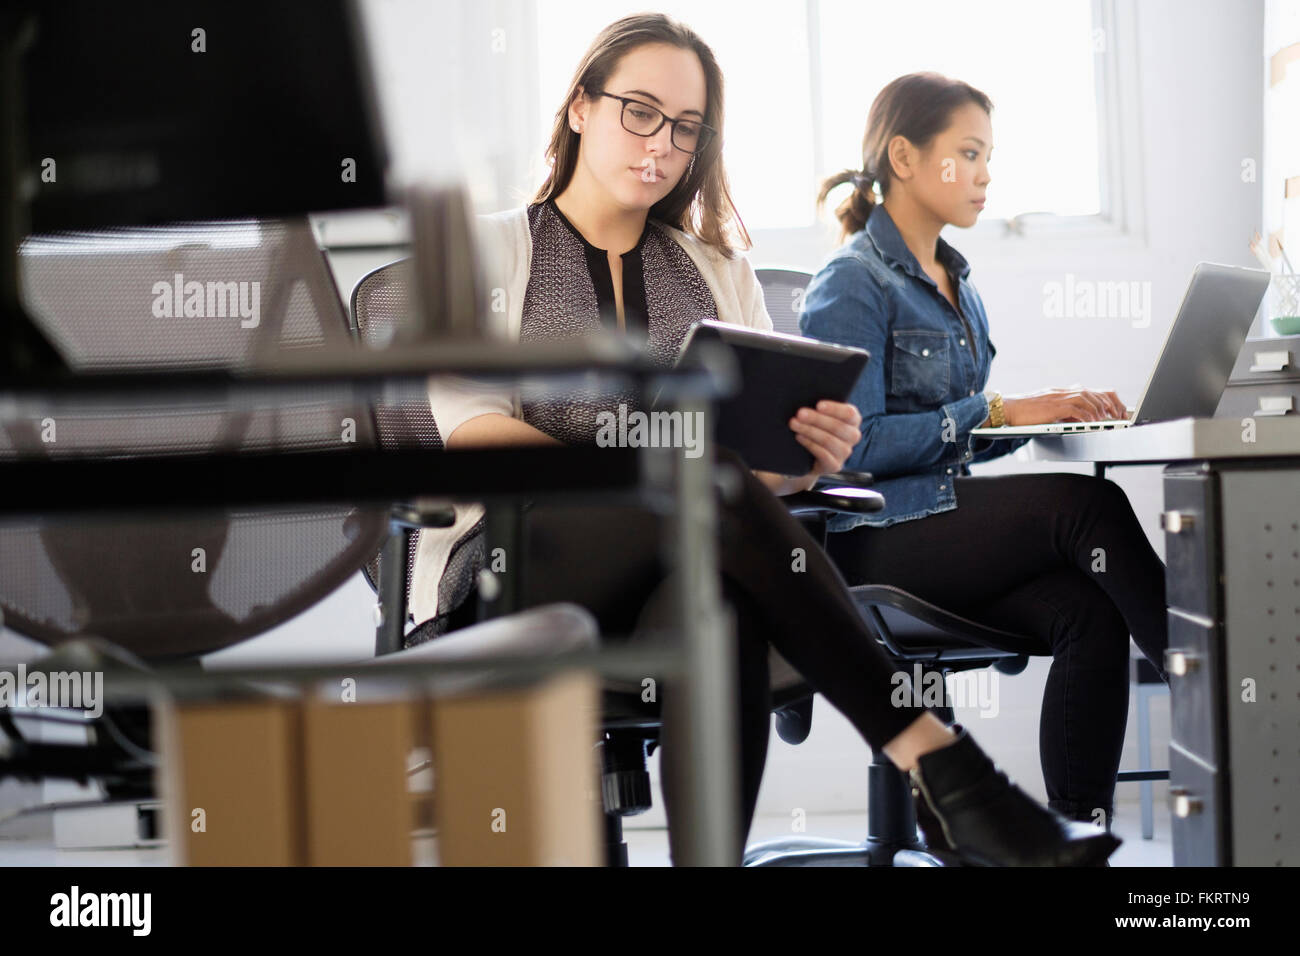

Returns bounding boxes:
[532,13,750,257]
[817,72,992,241]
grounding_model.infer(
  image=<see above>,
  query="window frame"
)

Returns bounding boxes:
[750,0,1144,250]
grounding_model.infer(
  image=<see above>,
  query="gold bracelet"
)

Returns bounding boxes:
[986,391,1006,428]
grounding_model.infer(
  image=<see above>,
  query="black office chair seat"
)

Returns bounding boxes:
[854,585,1042,664]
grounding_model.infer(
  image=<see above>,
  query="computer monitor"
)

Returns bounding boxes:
[18,0,388,230]
[2,0,389,374]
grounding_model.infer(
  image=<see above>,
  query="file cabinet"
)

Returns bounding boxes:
[1162,462,1300,865]
[1215,334,1300,420]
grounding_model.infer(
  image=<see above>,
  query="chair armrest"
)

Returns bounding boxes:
[783,486,885,517]
[389,502,457,529]
[813,469,874,490]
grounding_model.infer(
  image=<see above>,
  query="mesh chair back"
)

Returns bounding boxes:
[349,258,446,611]
[350,258,443,450]
[754,267,814,337]
[1,219,388,659]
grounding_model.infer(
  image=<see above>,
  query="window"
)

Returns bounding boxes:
[818,0,1102,225]
[535,0,1106,232]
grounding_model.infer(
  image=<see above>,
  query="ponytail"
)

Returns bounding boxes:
[817,167,877,241]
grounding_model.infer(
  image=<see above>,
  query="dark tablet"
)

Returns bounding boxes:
[676,320,870,475]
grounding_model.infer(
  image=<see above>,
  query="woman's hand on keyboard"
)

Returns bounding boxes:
[1004,388,1127,425]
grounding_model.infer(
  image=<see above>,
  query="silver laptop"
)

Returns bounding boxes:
[971,262,1271,436]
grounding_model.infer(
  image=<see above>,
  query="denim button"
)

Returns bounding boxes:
[968,389,975,396]
[959,338,966,347]
[939,484,946,491]
[921,348,930,357]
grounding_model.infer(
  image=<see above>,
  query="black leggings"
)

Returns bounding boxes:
[515,447,925,854]
[825,473,1169,823]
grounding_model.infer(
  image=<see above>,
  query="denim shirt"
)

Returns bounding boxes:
[800,205,1028,531]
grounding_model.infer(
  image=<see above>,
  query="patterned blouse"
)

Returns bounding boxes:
[517,199,718,444]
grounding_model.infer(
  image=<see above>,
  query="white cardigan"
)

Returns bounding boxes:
[410,205,774,625]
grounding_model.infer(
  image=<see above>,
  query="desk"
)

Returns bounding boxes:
[0,341,741,866]
[1028,417,1300,865]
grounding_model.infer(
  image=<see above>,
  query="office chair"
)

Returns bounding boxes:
[741,503,1041,866]
[348,257,483,651]
[1,220,396,657]
[0,221,597,822]
[755,267,814,337]
[588,470,1043,868]
[741,267,1160,865]
[0,219,387,808]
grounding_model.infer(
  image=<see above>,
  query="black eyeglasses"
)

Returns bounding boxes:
[592,92,716,155]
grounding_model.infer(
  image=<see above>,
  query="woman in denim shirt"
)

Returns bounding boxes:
[800,72,1170,830]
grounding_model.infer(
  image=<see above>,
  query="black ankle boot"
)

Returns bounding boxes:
[909,725,1121,867]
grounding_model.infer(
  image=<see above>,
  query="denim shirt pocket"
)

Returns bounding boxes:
[890,329,950,404]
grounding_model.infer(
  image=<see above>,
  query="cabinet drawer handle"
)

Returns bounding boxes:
[1253,395,1295,416]
[1169,787,1204,818]
[1160,510,1196,533]
[1249,350,1292,372]
[1164,649,1201,676]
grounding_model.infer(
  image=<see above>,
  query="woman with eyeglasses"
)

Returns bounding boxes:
[413,14,1118,866]
[799,72,1170,833]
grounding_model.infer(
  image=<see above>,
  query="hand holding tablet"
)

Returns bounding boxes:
[675,320,870,475]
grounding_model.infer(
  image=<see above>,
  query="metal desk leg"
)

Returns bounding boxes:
[663,399,738,866]
[1138,681,1154,839]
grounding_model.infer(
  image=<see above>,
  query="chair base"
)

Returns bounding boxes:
[605,812,630,867]
[604,815,958,867]
[743,834,955,867]
[741,748,958,867]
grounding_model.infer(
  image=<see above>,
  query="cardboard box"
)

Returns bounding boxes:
[301,697,417,865]
[430,670,601,866]
[156,697,304,866]
[157,671,598,866]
